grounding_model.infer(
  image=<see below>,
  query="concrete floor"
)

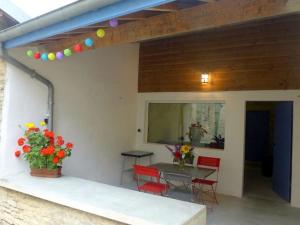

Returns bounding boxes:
[207,165,300,225]
[121,166,300,225]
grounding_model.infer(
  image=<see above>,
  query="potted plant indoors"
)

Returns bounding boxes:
[210,134,225,149]
[14,122,74,178]
[187,122,207,146]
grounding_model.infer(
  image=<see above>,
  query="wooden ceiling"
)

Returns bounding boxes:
[0,9,18,31]
[26,0,300,51]
[138,14,300,92]
[29,0,210,47]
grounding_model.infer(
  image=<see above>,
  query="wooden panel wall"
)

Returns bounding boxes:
[138,15,300,92]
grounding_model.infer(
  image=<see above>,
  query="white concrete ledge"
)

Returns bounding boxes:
[0,172,206,225]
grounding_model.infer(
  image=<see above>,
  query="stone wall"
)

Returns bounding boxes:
[0,187,125,225]
[0,59,5,141]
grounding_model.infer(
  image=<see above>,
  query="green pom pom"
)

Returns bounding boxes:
[26,50,33,57]
[64,49,72,57]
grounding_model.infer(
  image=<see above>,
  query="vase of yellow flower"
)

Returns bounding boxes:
[166,144,194,170]
[178,158,186,170]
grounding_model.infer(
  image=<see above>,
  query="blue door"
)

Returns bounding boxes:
[272,102,293,202]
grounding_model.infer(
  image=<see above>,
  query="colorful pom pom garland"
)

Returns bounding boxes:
[25,18,119,62]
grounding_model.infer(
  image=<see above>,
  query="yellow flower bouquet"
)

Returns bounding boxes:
[166,144,194,168]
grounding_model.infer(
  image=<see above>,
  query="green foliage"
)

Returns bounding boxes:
[17,127,73,170]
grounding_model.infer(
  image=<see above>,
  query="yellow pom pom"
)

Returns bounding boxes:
[48,53,56,61]
[96,29,105,38]
[40,121,46,126]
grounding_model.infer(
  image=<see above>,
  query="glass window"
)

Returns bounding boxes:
[147,102,225,150]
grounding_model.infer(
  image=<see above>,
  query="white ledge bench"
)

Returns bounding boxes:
[0,173,206,225]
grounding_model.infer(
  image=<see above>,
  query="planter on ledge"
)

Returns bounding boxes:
[14,122,74,179]
[30,167,62,178]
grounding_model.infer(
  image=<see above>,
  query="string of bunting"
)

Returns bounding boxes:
[25,19,119,62]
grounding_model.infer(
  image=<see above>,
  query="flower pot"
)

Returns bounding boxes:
[179,159,185,170]
[30,167,62,178]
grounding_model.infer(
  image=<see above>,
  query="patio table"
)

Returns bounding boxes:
[151,163,215,178]
[151,163,216,201]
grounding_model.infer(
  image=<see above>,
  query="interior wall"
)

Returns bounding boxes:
[0,44,139,185]
[135,90,300,208]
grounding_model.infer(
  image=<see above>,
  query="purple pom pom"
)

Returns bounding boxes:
[109,19,118,28]
[56,52,64,60]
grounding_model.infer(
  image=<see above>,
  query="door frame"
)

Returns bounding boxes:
[242,100,294,202]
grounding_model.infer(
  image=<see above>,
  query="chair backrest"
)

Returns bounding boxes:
[133,164,160,182]
[197,156,221,170]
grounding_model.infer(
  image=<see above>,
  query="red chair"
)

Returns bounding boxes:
[133,165,168,195]
[192,156,221,203]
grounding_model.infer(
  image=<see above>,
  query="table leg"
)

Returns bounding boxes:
[120,156,126,185]
[190,184,194,202]
[133,157,138,181]
[149,156,154,181]
[197,184,204,204]
[134,157,138,165]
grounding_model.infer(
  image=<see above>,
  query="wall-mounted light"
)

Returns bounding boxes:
[201,73,209,84]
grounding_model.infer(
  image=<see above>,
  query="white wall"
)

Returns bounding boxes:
[0,64,48,175]
[1,44,139,185]
[135,91,300,208]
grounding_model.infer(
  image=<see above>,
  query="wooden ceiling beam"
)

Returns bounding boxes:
[145,3,179,12]
[117,17,146,21]
[197,0,217,2]
[81,25,108,29]
[63,31,88,34]
[45,0,300,52]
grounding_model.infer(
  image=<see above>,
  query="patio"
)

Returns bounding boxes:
[121,165,300,225]
[0,0,300,225]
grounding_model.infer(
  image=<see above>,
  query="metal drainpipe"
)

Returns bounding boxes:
[0,47,54,130]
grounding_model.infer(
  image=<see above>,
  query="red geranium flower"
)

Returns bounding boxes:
[15,150,21,157]
[53,157,59,164]
[49,137,54,145]
[28,127,40,132]
[40,146,55,156]
[57,150,65,159]
[17,138,25,146]
[40,148,47,156]
[44,130,54,138]
[66,143,73,149]
[56,137,64,146]
[47,146,55,155]
[22,145,31,153]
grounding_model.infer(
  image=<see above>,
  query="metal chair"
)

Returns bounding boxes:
[192,156,221,204]
[133,164,168,196]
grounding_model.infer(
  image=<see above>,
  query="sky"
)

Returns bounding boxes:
[10,0,79,18]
